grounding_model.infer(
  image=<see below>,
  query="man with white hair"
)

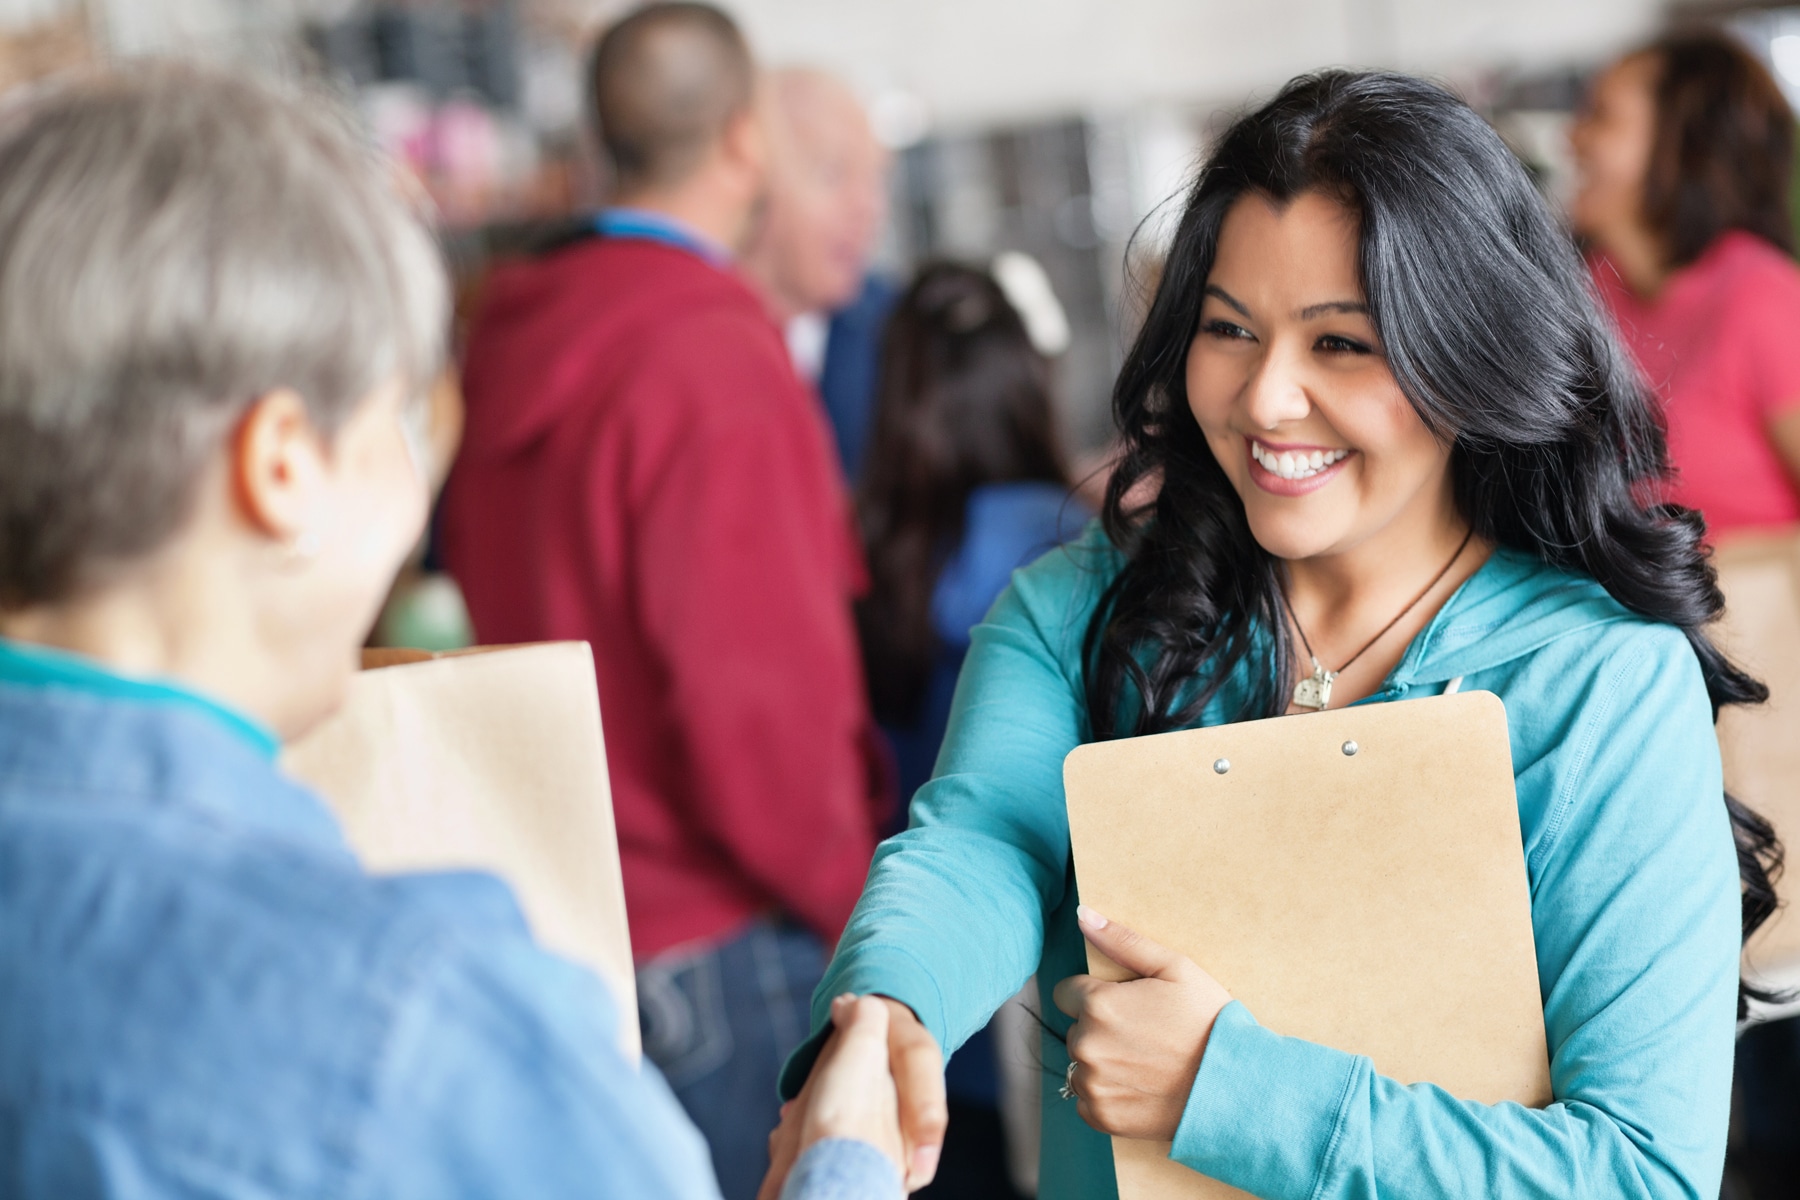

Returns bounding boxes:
[742,67,895,480]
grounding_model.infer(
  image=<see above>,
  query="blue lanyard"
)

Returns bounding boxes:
[593,208,728,265]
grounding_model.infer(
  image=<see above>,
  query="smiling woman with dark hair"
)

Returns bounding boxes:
[767,70,1778,1200]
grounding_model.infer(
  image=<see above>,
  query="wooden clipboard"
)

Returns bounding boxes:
[281,642,640,1059]
[1064,691,1551,1199]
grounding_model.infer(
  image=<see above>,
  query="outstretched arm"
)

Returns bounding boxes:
[770,538,1114,1192]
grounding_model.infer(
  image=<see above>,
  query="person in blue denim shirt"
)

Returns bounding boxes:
[0,62,900,1200]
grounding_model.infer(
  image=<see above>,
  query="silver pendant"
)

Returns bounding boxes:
[1292,658,1336,710]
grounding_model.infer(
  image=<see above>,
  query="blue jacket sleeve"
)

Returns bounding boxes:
[1170,628,1741,1200]
[781,1139,903,1200]
[365,912,902,1200]
[781,540,1106,1095]
[365,925,725,1200]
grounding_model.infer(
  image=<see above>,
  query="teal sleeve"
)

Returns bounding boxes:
[1170,630,1740,1199]
[780,545,1101,1097]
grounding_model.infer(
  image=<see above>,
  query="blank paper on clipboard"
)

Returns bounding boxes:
[1064,691,1551,1200]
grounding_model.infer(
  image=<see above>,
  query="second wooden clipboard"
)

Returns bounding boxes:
[283,643,641,1060]
[1064,691,1551,1199]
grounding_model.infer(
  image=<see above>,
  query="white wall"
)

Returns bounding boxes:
[707,0,1666,128]
[0,0,72,30]
[38,0,1673,128]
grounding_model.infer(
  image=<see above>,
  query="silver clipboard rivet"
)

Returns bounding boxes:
[1341,740,1359,757]
[1213,758,1230,775]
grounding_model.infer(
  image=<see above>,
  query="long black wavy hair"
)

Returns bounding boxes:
[1085,70,1783,1014]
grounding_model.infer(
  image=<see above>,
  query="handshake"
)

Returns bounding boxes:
[756,910,1230,1198]
[756,995,950,1199]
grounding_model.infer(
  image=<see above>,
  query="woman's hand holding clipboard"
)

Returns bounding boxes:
[1054,905,1234,1141]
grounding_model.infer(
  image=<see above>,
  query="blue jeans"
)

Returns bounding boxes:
[637,917,826,1200]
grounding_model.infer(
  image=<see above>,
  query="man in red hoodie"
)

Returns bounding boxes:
[438,7,884,1196]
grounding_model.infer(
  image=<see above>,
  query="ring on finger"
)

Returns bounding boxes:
[1059,1060,1079,1101]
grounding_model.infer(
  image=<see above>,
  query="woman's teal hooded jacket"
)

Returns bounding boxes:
[783,524,1740,1200]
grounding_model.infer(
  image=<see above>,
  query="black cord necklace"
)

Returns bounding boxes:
[1285,527,1475,711]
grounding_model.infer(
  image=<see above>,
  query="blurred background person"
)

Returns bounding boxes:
[0,60,906,1200]
[1570,29,1800,538]
[854,260,1089,1200]
[437,6,884,1197]
[742,66,896,481]
[859,260,1087,816]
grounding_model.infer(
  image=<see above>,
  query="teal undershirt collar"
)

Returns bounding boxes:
[0,637,280,760]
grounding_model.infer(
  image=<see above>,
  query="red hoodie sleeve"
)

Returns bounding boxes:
[618,306,878,945]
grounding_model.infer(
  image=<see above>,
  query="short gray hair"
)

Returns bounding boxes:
[0,61,449,608]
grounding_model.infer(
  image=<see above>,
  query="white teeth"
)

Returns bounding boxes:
[1250,441,1347,480]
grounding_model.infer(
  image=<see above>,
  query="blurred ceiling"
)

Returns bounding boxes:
[700,0,1666,126]
[7,0,1677,126]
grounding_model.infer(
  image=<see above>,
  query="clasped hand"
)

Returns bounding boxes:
[758,994,947,1198]
[758,907,1231,1197]
[1053,905,1233,1142]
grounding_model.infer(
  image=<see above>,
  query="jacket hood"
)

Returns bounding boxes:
[456,239,760,461]
[1388,545,1641,689]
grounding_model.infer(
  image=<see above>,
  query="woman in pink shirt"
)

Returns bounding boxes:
[1571,30,1800,537]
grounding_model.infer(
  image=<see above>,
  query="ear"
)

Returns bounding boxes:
[231,388,328,546]
[723,103,768,183]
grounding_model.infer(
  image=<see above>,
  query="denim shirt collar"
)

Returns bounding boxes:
[0,637,280,758]
[0,640,345,852]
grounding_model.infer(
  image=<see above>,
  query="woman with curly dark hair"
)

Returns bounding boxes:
[767,70,1780,1200]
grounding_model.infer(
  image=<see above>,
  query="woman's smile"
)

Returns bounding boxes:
[1245,436,1353,494]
